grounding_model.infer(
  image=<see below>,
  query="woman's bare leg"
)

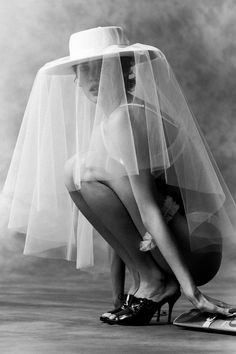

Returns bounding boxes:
[64,156,140,296]
[103,177,172,274]
[68,188,139,295]
[109,248,126,307]
[68,180,169,300]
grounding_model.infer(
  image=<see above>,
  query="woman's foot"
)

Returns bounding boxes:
[100,294,135,322]
[100,293,127,322]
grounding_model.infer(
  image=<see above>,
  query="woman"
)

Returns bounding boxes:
[2,26,236,325]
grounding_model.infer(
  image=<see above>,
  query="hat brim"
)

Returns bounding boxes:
[40,45,158,75]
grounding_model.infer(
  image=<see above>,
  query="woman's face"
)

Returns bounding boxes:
[76,59,102,103]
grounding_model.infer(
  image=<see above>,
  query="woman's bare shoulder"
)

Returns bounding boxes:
[107,104,146,137]
[109,101,153,122]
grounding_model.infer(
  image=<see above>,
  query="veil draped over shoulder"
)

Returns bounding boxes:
[1,42,236,272]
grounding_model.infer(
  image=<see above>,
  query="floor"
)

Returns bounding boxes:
[0,260,236,354]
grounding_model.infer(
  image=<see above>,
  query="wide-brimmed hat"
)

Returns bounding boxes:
[40,26,158,75]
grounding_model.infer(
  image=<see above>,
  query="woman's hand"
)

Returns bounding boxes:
[186,288,236,317]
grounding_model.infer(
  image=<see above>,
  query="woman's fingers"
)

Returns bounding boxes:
[205,295,236,312]
[190,291,236,317]
[197,293,236,317]
[210,303,236,317]
[218,307,233,317]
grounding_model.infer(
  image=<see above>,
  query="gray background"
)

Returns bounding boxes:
[0,0,236,278]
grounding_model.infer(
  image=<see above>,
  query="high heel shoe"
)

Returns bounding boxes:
[109,290,181,326]
[100,294,132,322]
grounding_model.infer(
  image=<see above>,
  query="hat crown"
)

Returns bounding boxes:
[69,26,129,59]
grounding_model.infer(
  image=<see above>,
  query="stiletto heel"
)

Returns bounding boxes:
[168,303,173,324]
[156,307,161,322]
[167,291,181,323]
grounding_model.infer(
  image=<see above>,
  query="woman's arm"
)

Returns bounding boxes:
[106,105,197,297]
[128,169,197,298]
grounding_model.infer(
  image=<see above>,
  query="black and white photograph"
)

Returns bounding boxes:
[0,0,236,353]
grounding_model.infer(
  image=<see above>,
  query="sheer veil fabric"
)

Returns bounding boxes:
[1,28,236,272]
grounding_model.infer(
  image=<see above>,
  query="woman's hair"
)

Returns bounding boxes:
[73,55,136,92]
[120,55,136,92]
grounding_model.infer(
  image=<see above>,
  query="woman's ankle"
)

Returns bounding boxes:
[139,267,165,286]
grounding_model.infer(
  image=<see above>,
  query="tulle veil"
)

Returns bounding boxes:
[1,40,236,277]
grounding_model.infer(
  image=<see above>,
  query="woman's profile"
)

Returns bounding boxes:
[1,26,236,326]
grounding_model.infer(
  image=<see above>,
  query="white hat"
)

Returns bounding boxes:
[40,26,157,75]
